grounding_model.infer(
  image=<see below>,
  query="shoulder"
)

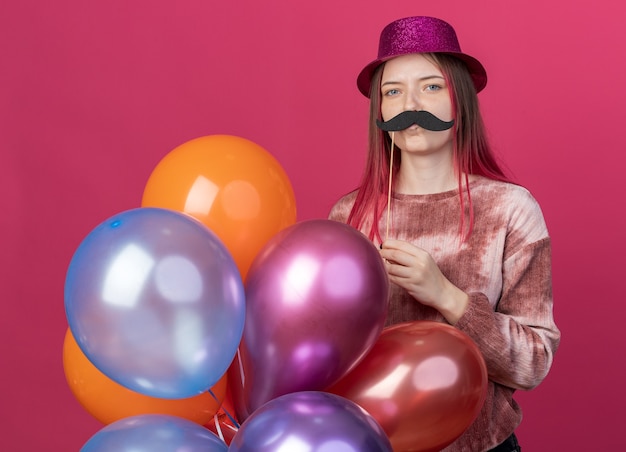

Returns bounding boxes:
[328,190,358,223]
[472,177,549,243]
[473,177,544,213]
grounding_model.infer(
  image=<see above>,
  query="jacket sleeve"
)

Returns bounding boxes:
[455,237,560,390]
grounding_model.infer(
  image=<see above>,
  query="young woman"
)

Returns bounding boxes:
[329,16,560,451]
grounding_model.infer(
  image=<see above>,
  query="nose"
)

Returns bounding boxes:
[403,88,421,111]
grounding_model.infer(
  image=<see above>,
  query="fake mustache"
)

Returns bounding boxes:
[376,110,455,132]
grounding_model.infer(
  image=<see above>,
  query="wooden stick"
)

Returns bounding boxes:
[385,132,395,242]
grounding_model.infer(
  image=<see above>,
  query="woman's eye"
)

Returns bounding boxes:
[425,84,442,91]
[384,88,400,96]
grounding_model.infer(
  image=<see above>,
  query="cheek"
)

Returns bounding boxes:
[429,98,453,119]
[380,100,399,121]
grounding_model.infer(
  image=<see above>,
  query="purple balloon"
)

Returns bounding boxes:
[230,219,388,419]
[65,208,245,398]
[81,414,228,452]
[229,392,392,451]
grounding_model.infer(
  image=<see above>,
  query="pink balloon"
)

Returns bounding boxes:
[230,219,388,420]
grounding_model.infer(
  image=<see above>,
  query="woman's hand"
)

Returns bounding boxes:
[380,239,469,324]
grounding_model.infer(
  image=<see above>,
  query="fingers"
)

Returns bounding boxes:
[379,240,431,280]
[380,239,423,256]
[385,261,414,279]
[380,239,405,251]
[381,250,421,279]
[380,241,422,267]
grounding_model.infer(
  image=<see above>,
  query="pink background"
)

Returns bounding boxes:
[2,1,624,450]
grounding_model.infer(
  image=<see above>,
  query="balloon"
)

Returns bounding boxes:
[205,387,239,445]
[328,321,488,452]
[141,135,297,280]
[205,411,238,446]
[64,207,245,398]
[80,414,227,452]
[229,391,392,451]
[63,328,227,425]
[230,219,388,420]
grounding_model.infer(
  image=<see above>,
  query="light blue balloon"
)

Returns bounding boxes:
[81,414,228,452]
[65,207,245,398]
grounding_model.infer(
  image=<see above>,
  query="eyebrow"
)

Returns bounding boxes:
[381,75,445,86]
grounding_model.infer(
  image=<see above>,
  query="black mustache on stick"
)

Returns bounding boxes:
[376,110,455,132]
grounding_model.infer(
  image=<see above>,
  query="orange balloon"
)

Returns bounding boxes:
[141,135,297,280]
[63,328,227,425]
[328,321,488,452]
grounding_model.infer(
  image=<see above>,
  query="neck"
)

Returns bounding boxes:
[394,151,458,194]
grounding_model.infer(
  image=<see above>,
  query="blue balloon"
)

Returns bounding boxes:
[229,391,392,451]
[65,207,245,398]
[81,414,228,452]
